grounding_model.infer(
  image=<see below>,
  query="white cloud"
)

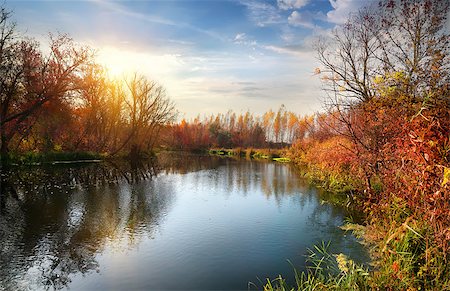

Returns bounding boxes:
[233,32,258,48]
[288,11,315,28]
[262,44,313,58]
[92,0,226,41]
[175,73,323,119]
[96,46,184,80]
[92,0,176,26]
[240,0,282,27]
[95,48,322,119]
[234,33,247,43]
[326,0,366,24]
[277,0,309,10]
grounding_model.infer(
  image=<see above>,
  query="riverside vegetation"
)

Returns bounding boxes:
[1,0,449,290]
[265,0,450,289]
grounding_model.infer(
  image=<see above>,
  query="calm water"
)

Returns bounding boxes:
[0,153,368,290]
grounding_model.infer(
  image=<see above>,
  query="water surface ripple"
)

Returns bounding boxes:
[0,153,368,290]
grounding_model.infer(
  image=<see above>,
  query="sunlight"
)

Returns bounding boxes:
[97,47,137,78]
[96,46,183,79]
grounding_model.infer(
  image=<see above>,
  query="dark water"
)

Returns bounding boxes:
[0,153,368,290]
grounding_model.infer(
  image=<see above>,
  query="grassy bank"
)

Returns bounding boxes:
[264,220,450,290]
[263,152,450,290]
[264,222,450,290]
[208,147,291,162]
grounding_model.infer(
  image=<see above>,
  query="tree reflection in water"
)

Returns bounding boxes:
[0,157,171,290]
[0,153,365,290]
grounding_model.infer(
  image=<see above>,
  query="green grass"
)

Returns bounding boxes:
[209,148,286,161]
[273,157,291,163]
[261,241,371,291]
[209,149,226,155]
[262,218,450,291]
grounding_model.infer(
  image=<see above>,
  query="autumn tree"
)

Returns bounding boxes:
[316,0,450,194]
[72,65,127,152]
[118,73,176,157]
[0,7,92,159]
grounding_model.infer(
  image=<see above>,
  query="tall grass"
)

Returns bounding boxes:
[263,217,450,290]
[262,241,371,291]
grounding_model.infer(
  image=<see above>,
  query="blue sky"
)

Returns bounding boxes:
[8,0,368,118]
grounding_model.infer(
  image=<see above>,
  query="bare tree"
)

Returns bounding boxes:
[0,6,21,158]
[376,0,450,98]
[113,73,176,157]
[317,0,449,105]
[316,7,382,105]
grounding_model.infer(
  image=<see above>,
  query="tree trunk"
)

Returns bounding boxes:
[1,128,9,163]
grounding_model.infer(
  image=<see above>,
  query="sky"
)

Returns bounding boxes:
[7,0,368,119]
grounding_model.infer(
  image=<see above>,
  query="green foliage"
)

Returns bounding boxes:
[262,241,371,291]
[273,157,291,163]
[368,217,450,290]
[208,147,286,162]
[264,218,450,291]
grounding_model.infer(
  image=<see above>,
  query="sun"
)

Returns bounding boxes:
[95,46,184,99]
[97,47,137,78]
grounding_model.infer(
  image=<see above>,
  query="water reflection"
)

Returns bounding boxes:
[0,158,172,290]
[0,153,367,290]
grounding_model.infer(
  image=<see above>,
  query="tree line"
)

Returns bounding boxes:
[163,106,315,150]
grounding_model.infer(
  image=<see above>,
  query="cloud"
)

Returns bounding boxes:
[234,33,247,43]
[232,81,258,86]
[176,73,323,117]
[280,26,295,43]
[277,0,309,10]
[262,43,313,57]
[288,11,315,28]
[240,0,282,27]
[96,46,184,79]
[233,33,258,49]
[326,0,366,24]
[91,0,176,26]
[91,0,227,41]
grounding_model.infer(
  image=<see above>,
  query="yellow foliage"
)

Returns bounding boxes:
[335,253,353,274]
[442,167,450,187]
[373,75,384,84]
[54,144,63,152]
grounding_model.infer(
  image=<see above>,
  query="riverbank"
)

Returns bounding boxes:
[1,151,105,166]
[208,148,291,163]
[207,147,450,290]
[262,145,450,290]
[1,152,367,290]
[3,148,448,289]
[0,150,161,166]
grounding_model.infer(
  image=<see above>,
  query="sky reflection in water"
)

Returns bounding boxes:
[0,153,368,290]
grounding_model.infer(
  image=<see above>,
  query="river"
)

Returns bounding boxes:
[0,152,368,290]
